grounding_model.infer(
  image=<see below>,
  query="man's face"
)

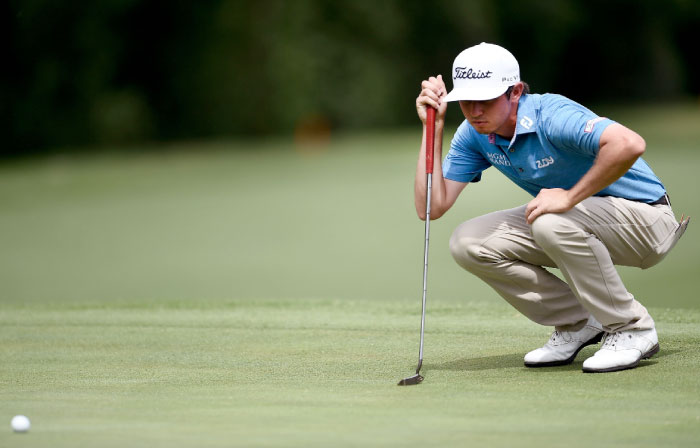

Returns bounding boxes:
[458,92,516,137]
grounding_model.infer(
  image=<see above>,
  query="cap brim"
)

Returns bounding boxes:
[444,86,509,102]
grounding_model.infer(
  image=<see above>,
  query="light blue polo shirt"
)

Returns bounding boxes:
[443,94,666,203]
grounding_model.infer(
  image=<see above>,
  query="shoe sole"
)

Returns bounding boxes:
[524,331,604,368]
[582,343,660,373]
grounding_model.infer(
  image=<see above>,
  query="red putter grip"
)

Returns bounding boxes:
[425,107,436,174]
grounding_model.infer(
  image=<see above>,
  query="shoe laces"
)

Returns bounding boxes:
[601,332,621,348]
[549,330,571,344]
[549,331,561,343]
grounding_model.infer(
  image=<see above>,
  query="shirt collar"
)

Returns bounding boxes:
[487,94,537,146]
[514,94,537,136]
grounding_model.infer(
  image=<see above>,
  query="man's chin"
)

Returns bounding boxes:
[471,123,492,134]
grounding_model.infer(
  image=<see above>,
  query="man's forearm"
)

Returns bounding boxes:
[566,133,645,207]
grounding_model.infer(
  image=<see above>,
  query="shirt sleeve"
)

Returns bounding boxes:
[442,122,491,183]
[542,96,616,157]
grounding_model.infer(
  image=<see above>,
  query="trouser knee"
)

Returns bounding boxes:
[530,213,579,253]
[449,224,492,273]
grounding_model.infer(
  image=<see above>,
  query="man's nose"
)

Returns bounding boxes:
[469,102,484,116]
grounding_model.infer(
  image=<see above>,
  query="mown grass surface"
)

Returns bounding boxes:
[2,299,700,447]
[1,103,699,446]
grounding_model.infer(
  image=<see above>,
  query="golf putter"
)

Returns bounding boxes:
[398,106,436,386]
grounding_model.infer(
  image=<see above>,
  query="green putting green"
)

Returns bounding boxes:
[2,299,700,447]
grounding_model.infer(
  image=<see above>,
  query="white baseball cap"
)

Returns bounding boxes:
[443,43,520,102]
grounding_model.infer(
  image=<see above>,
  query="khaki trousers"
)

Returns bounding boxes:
[449,196,688,332]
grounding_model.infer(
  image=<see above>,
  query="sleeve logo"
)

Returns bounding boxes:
[584,117,606,133]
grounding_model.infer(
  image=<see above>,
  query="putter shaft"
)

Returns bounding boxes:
[398,107,435,386]
[417,172,431,371]
[398,172,431,386]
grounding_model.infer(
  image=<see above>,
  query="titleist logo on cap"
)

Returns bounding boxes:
[443,43,520,102]
[454,67,492,80]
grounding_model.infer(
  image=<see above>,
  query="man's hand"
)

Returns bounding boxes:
[525,188,575,224]
[416,75,448,125]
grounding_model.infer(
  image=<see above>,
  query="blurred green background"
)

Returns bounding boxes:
[2,0,699,307]
[3,0,700,155]
[1,108,699,308]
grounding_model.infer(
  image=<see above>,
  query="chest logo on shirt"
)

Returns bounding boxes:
[535,156,555,169]
[486,152,511,166]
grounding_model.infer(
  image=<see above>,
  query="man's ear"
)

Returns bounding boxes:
[510,82,525,102]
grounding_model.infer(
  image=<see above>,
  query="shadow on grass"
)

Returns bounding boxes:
[431,348,679,372]
[431,353,525,371]
[651,348,680,359]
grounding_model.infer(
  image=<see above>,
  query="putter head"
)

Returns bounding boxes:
[397,373,424,386]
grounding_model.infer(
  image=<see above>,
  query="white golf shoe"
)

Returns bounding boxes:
[582,328,659,373]
[524,316,604,367]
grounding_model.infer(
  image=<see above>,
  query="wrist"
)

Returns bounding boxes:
[565,188,584,209]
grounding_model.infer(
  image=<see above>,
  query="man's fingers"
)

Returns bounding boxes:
[526,208,541,225]
[525,200,536,216]
[421,75,448,102]
[421,79,439,91]
[420,90,442,106]
[437,74,447,92]
[526,208,537,224]
[417,96,440,111]
[422,78,444,95]
[421,87,441,102]
[418,75,448,121]
[418,89,441,110]
[525,200,539,224]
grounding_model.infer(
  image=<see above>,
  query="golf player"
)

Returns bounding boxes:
[415,42,689,373]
